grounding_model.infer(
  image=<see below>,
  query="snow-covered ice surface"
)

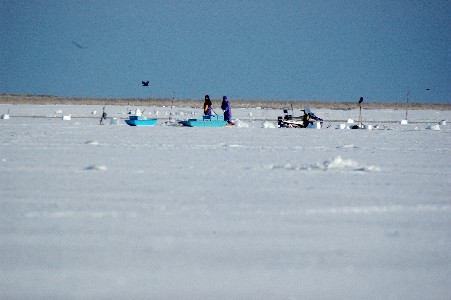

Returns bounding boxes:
[1,104,451,300]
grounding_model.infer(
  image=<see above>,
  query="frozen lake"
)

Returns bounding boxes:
[1,104,451,299]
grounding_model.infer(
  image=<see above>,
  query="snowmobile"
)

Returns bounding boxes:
[277,107,323,128]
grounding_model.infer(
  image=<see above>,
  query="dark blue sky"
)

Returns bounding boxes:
[1,0,449,103]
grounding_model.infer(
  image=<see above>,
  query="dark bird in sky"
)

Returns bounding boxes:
[142,81,149,86]
[426,88,430,90]
[359,97,363,104]
[71,40,87,49]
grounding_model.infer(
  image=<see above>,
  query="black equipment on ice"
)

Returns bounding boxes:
[277,107,323,128]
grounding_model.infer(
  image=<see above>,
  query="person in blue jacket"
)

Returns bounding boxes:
[221,96,234,125]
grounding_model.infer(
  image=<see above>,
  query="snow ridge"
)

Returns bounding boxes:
[268,156,380,172]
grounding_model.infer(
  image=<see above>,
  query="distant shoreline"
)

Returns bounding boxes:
[1,94,450,110]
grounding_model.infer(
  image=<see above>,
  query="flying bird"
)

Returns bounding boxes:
[359,97,363,104]
[426,88,430,90]
[71,40,87,49]
[142,81,149,86]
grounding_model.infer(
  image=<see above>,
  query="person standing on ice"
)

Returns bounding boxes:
[99,105,107,125]
[221,96,234,125]
[203,95,212,116]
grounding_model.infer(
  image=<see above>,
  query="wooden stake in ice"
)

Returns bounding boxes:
[400,90,411,125]
[358,97,363,128]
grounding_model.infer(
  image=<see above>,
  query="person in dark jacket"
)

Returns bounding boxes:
[302,111,310,128]
[221,96,233,125]
[203,95,212,115]
[99,105,107,125]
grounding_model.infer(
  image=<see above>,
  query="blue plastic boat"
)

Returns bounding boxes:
[179,115,228,127]
[125,116,158,126]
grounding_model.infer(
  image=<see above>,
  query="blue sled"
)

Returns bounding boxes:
[179,115,228,127]
[125,116,158,126]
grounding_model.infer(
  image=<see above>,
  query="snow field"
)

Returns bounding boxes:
[1,104,451,299]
